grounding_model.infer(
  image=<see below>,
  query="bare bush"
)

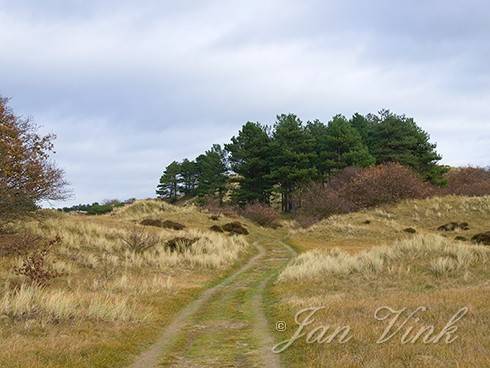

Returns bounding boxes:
[120,227,160,253]
[298,163,432,222]
[241,202,280,228]
[440,167,490,196]
[14,236,62,286]
[341,163,433,208]
[199,195,239,218]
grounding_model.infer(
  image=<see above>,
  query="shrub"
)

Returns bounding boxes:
[241,203,280,228]
[222,222,249,235]
[340,163,433,208]
[161,220,185,230]
[14,236,62,286]
[298,163,432,222]
[199,195,239,218]
[441,167,490,196]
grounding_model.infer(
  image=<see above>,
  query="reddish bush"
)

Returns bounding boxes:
[199,195,239,218]
[14,236,62,286]
[441,167,490,196]
[241,203,280,228]
[340,163,433,208]
[298,183,357,221]
[298,163,432,222]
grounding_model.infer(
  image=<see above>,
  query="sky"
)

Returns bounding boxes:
[1,0,489,207]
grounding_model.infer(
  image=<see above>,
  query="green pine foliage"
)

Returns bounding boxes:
[156,161,181,202]
[320,115,375,177]
[195,144,228,203]
[225,122,273,205]
[359,110,448,184]
[156,110,446,211]
[269,114,317,212]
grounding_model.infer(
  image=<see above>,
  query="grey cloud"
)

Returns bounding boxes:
[0,0,488,206]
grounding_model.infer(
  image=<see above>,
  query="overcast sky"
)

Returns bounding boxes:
[1,1,489,206]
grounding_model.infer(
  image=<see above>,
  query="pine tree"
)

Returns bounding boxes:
[225,122,273,205]
[179,158,199,197]
[156,161,181,202]
[196,144,228,203]
[305,119,330,182]
[366,110,447,184]
[269,114,316,212]
[321,115,375,176]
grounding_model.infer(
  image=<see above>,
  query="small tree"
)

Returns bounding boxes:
[269,114,316,212]
[225,122,274,205]
[0,97,67,224]
[156,161,181,202]
[364,110,447,185]
[321,115,374,176]
[179,158,199,197]
[196,144,228,204]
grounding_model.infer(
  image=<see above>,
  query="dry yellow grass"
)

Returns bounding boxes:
[0,200,251,367]
[289,195,490,252]
[270,195,490,367]
[279,234,489,281]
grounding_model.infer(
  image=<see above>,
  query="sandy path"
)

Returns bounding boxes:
[129,236,294,368]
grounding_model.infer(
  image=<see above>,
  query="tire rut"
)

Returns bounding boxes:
[128,237,295,368]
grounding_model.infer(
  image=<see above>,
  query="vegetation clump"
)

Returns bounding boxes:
[140,218,163,227]
[61,200,130,215]
[161,220,185,230]
[139,219,185,230]
[14,236,62,286]
[240,203,280,228]
[441,167,490,197]
[222,222,249,235]
[209,225,224,233]
[471,231,490,245]
[437,222,470,231]
[298,163,432,222]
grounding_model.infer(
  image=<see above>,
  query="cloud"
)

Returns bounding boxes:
[0,0,489,205]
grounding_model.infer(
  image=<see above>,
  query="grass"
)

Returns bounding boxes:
[289,195,490,252]
[0,200,252,367]
[268,195,490,367]
[279,234,489,281]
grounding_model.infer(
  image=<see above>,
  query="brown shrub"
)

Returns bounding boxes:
[298,163,432,222]
[209,225,224,233]
[471,231,490,245]
[140,219,185,230]
[14,236,62,286]
[341,163,433,208]
[441,167,490,196]
[199,196,239,218]
[241,203,280,228]
[0,232,42,257]
[222,222,249,235]
[140,218,163,227]
[161,220,185,230]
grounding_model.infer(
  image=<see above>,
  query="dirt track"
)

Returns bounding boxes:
[129,235,295,368]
